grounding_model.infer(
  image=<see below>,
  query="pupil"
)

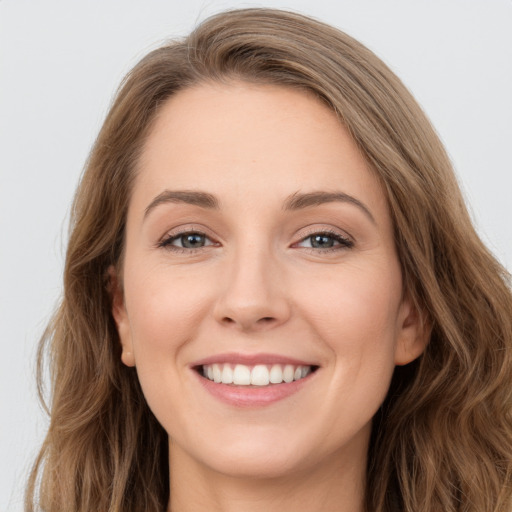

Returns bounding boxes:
[182,233,204,248]
[312,235,334,248]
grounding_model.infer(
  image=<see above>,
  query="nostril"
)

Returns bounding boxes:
[218,312,282,331]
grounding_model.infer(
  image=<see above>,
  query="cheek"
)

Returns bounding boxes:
[123,263,212,364]
[298,260,402,395]
[302,259,402,342]
[121,265,215,429]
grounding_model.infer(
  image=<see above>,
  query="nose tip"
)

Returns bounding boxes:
[213,253,291,332]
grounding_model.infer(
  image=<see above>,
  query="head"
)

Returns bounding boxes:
[29,8,512,512]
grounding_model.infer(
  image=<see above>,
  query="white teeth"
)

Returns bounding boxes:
[221,365,233,384]
[283,365,294,383]
[269,364,283,384]
[233,364,251,385]
[212,364,222,383]
[201,363,314,386]
[251,365,269,386]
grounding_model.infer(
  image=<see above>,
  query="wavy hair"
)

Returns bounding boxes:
[26,8,512,512]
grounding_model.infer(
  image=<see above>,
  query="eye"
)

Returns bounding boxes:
[296,232,353,250]
[159,231,216,250]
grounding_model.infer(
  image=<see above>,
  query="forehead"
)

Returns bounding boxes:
[133,81,388,219]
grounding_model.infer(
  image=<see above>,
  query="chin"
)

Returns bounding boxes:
[174,428,313,480]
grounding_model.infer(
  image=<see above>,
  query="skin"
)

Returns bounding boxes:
[111,82,427,512]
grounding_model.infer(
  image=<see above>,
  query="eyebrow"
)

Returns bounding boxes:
[143,189,375,224]
[144,190,219,219]
[283,191,375,224]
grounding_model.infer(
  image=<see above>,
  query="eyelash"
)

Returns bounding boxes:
[157,228,354,254]
[157,230,218,254]
[294,230,354,252]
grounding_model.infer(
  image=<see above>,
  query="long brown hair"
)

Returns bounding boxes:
[26,8,512,512]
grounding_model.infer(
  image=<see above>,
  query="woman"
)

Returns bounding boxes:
[26,8,512,512]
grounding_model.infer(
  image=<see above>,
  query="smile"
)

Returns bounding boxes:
[200,363,315,386]
[192,354,320,407]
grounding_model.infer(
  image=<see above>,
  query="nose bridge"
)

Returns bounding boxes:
[214,239,290,331]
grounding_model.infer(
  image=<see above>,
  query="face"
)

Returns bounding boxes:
[112,82,426,480]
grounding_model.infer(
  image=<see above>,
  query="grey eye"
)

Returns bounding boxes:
[297,232,352,250]
[310,234,337,248]
[159,231,216,250]
[175,233,209,248]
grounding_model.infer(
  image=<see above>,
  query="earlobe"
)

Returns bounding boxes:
[394,297,430,366]
[108,265,136,367]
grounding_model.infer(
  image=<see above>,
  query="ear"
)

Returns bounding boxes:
[394,295,430,366]
[108,265,135,367]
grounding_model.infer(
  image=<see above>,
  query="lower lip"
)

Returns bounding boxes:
[195,371,316,407]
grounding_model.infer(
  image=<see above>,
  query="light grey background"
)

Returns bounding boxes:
[1,1,511,510]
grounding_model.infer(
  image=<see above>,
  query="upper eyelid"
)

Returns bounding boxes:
[158,225,217,242]
[294,225,353,242]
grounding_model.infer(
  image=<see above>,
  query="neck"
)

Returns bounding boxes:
[167,440,367,512]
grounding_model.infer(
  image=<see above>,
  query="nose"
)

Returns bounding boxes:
[213,245,291,332]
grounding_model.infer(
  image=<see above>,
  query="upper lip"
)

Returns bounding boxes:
[191,352,319,368]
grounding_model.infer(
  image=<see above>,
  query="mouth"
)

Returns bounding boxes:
[191,353,320,406]
[195,363,319,387]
